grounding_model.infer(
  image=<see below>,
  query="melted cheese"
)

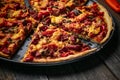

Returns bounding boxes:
[51,16,63,24]
[12,10,21,17]
[65,0,73,7]
[11,29,24,40]
[36,38,47,49]
[40,0,48,8]
[89,25,100,34]
[51,40,64,48]
[50,29,61,40]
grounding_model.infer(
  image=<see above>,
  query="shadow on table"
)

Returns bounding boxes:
[0,26,119,78]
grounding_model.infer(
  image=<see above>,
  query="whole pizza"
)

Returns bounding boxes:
[0,0,113,63]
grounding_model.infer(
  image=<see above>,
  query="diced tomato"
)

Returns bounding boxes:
[59,47,68,53]
[2,47,10,55]
[47,7,53,12]
[38,11,50,20]
[61,26,69,31]
[14,3,20,9]
[0,35,5,39]
[89,32,96,38]
[60,52,69,57]
[57,34,69,41]
[31,35,40,45]
[35,51,41,57]
[101,31,107,37]
[95,31,107,42]
[5,21,14,27]
[60,52,73,57]
[41,44,58,57]
[0,12,7,18]
[67,11,75,18]
[41,30,55,37]
[67,45,82,51]
[98,12,104,16]
[82,46,90,51]
[101,25,106,31]
[30,12,38,20]
[84,19,92,25]
[37,12,43,20]
[42,17,51,25]
[47,44,58,51]
[24,56,34,62]
[70,35,79,44]
[42,11,50,17]
[39,26,48,31]
[30,51,37,56]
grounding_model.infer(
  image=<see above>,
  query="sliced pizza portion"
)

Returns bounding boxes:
[61,3,113,44]
[29,0,88,16]
[22,23,96,62]
[0,17,37,58]
[0,1,28,19]
[29,0,88,11]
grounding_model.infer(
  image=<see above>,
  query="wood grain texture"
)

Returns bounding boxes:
[46,55,117,80]
[0,64,15,80]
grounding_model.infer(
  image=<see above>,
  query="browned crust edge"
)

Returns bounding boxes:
[22,48,97,63]
[97,3,113,44]
[0,52,10,58]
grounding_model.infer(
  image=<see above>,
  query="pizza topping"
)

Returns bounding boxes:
[57,34,69,41]
[31,34,40,45]
[2,47,11,55]
[66,44,82,51]
[24,55,34,62]
[41,30,55,37]
[0,18,5,26]
[60,52,73,57]
[39,44,58,57]
[59,47,69,53]
[39,25,48,31]
[51,16,63,24]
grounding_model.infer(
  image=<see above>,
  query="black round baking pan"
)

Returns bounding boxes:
[0,0,115,66]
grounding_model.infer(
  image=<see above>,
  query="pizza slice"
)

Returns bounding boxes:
[0,16,37,58]
[61,3,113,44]
[22,23,96,62]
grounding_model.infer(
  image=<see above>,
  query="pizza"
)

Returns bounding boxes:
[0,0,113,63]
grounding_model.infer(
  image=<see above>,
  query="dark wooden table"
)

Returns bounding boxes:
[0,0,120,80]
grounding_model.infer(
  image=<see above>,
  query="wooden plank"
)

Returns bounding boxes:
[97,0,120,79]
[71,56,117,80]
[12,68,48,80]
[0,64,15,80]
[0,61,49,80]
[47,55,117,80]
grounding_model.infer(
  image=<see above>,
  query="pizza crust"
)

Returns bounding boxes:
[97,3,113,44]
[0,52,10,58]
[29,48,97,63]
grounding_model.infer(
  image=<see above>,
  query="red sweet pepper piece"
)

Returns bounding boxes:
[105,0,120,12]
